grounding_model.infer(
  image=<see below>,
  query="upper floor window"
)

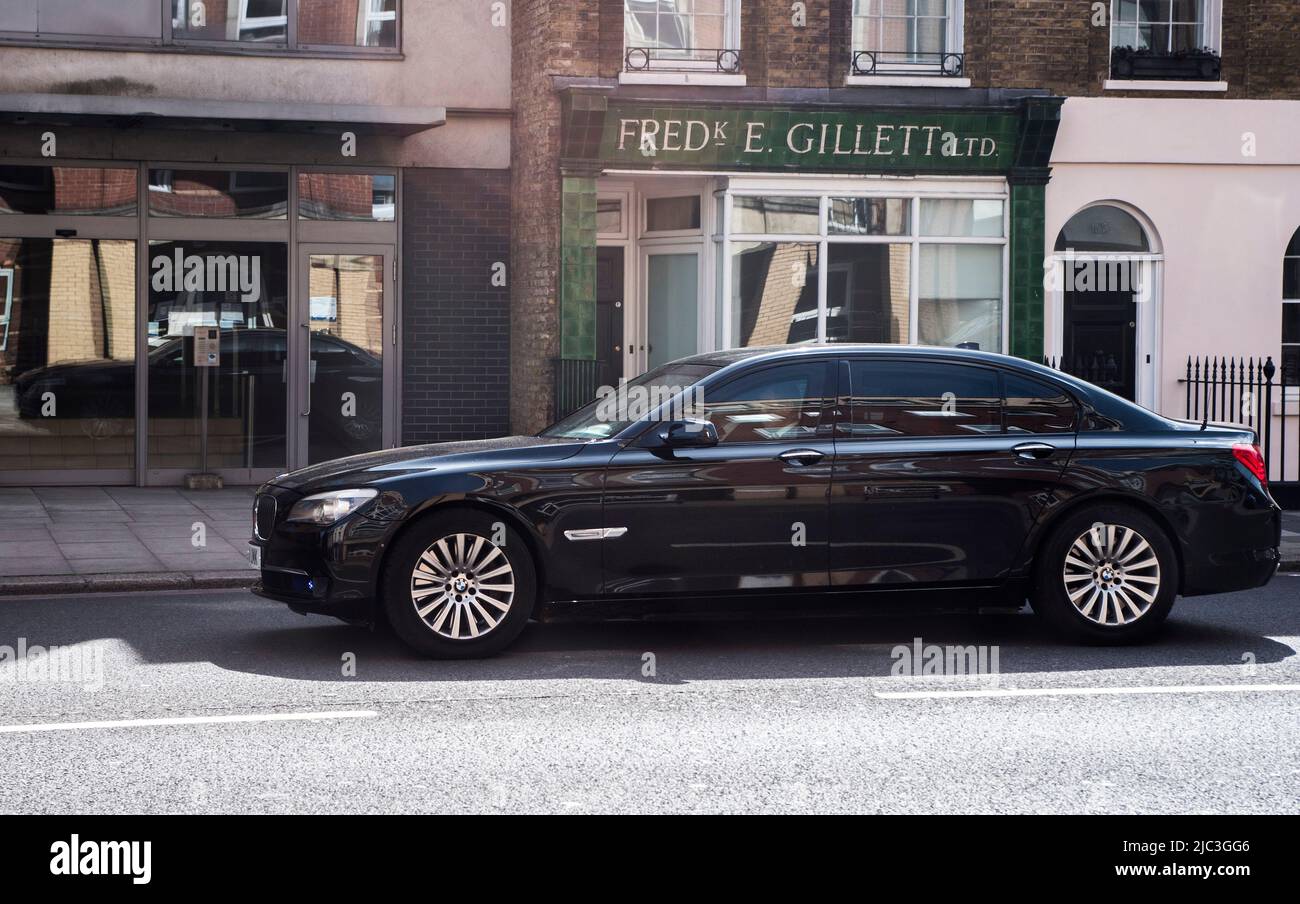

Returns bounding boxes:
[1284,227,1300,387]
[624,0,741,73]
[1109,1,1222,81]
[0,1,399,54]
[851,0,964,78]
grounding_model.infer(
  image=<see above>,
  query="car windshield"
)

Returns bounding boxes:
[540,363,720,440]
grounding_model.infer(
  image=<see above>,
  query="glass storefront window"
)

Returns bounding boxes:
[172,0,288,43]
[733,196,820,236]
[918,244,1003,353]
[149,169,289,219]
[828,197,910,236]
[298,172,395,222]
[299,0,399,48]
[0,238,137,474]
[919,198,1004,237]
[0,166,138,217]
[646,196,701,232]
[146,240,289,470]
[826,244,911,344]
[731,242,820,347]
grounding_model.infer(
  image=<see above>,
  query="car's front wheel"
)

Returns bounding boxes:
[382,510,536,659]
[1030,504,1178,644]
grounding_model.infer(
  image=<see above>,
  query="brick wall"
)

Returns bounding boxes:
[401,167,511,444]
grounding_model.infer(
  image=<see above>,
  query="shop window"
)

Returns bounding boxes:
[298,172,395,221]
[0,238,137,475]
[920,198,1004,238]
[624,0,742,72]
[1284,228,1300,387]
[826,244,911,344]
[1110,1,1222,81]
[851,0,964,77]
[703,362,828,444]
[0,1,160,38]
[829,198,911,236]
[0,165,138,217]
[645,196,701,232]
[918,244,1003,354]
[733,197,819,236]
[149,169,289,220]
[731,242,820,347]
[847,359,1001,438]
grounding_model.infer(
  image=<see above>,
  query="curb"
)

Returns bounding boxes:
[0,571,254,597]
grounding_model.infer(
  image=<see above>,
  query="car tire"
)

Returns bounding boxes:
[382,509,537,659]
[1030,504,1179,645]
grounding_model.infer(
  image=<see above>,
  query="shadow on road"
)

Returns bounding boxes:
[5,582,1297,685]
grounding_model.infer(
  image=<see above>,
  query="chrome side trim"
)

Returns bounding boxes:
[564,528,629,542]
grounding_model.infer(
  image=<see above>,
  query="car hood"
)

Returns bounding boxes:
[266,435,589,493]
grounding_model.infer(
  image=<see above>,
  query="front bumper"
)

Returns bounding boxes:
[248,484,406,623]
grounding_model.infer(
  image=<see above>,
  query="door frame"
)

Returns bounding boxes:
[293,243,399,470]
[1048,252,1162,412]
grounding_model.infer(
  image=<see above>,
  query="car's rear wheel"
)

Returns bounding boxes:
[1030,504,1178,644]
[382,510,536,659]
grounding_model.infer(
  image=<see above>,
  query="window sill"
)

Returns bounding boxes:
[846,75,971,88]
[618,71,747,87]
[1103,79,1228,93]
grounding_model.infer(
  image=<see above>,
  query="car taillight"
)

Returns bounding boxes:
[1232,443,1268,489]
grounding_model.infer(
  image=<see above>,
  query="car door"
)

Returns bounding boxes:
[830,356,1078,587]
[601,358,835,596]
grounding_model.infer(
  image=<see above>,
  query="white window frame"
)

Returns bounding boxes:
[1284,232,1300,394]
[848,0,965,85]
[715,177,1009,356]
[1108,0,1222,54]
[622,0,742,75]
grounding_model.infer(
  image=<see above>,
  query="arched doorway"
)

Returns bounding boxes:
[1052,203,1161,406]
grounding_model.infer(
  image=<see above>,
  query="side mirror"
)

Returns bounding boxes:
[652,419,719,449]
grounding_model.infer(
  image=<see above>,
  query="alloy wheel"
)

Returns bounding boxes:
[409,533,516,640]
[1061,523,1162,627]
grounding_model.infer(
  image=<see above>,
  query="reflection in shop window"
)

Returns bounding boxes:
[298,172,395,221]
[828,197,910,236]
[149,169,288,219]
[732,197,819,236]
[173,0,288,43]
[732,242,820,347]
[918,244,1003,353]
[0,239,137,474]
[0,166,138,217]
[146,241,289,471]
[299,0,399,48]
[646,196,701,232]
[826,244,911,344]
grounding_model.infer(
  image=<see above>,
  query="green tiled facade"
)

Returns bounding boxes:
[1009,181,1048,362]
[559,175,598,359]
[559,93,1063,364]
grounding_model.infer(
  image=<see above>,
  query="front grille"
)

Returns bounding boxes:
[254,495,277,541]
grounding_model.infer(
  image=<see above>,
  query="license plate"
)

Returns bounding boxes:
[247,544,263,570]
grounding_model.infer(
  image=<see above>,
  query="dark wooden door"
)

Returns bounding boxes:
[1062,261,1137,401]
[596,247,624,391]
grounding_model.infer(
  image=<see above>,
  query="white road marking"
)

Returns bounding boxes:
[0,710,378,735]
[875,684,1300,700]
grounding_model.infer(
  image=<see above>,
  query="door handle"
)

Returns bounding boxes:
[300,323,312,417]
[1012,442,1056,460]
[779,449,825,466]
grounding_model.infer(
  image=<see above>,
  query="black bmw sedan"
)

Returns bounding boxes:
[250,345,1281,658]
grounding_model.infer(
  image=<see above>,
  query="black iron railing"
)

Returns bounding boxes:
[625,46,742,73]
[851,50,964,77]
[554,357,601,421]
[1110,47,1222,82]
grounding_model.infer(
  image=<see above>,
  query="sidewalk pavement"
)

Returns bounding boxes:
[0,487,1296,597]
[0,486,256,595]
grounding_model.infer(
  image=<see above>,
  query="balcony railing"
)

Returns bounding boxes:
[625,47,742,73]
[852,50,965,77]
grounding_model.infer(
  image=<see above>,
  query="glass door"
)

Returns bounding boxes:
[293,245,395,467]
[641,246,701,373]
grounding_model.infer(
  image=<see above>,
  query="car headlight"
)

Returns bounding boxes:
[286,489,378,525]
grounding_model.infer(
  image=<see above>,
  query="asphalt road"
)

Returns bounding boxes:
[1,579,1298,814]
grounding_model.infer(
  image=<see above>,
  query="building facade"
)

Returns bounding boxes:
[0,0,512,486]
[512,1,1300,491]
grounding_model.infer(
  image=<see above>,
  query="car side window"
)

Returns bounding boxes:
[1003,372,1078,434]
[702,362,828,444]
[846,360,1001,438]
